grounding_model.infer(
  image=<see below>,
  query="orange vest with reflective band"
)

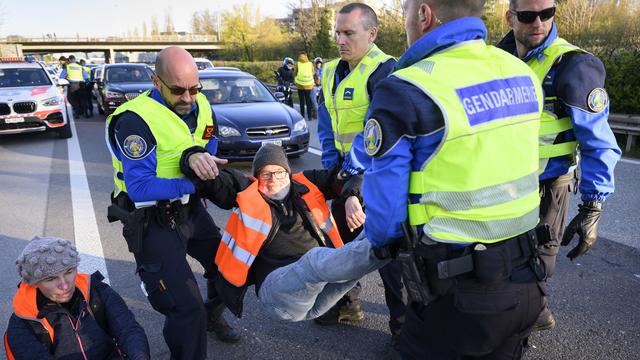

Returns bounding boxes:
[7,273,90,358]
[216,173,344,287]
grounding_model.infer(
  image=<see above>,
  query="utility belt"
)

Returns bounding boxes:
[398,223,553,306]
[107,192,192,254]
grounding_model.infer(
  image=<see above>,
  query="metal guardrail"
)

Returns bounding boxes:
[609,113,640,152]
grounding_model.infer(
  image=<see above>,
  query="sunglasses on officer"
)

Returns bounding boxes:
[156,75,203,95]
[258,170,288,181]
[510,6,556,24]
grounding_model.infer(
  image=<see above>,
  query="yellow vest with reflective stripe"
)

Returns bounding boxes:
[397,40,543,244]
[106,91,213,196]
[66,63,84,81]
[295,61,314,88]
[527,37,587,174]
[322,44,393,155]
[82,66,91,78]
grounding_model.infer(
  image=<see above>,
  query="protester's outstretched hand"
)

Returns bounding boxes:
[345,196,365,232]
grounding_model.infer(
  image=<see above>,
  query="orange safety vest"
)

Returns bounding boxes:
[216,173,344,287]
[5,273,90,359]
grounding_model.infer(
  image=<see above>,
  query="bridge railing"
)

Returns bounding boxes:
[0,34,221,43]
[609,113,640,152]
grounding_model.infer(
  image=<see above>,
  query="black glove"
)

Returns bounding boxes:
[561,201,602,260]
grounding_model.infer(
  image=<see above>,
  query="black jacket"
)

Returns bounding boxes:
[5,272,150,360]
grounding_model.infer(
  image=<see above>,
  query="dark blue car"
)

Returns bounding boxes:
[199,69,309,160]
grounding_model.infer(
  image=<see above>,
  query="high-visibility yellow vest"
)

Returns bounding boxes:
[396,40,543,244]
[322,44,393,155]
[66,63,84,81]
[527,37,587,174]
[82,65,91,78]
[106,91,213,199]
[294,61,314,88]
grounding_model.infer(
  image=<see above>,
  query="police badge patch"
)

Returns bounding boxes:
[123,135,147,159]
[587,88,608,113]
[364,118,382,156]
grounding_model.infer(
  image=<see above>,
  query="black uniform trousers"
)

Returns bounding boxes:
[297,88,314,119]
[539,172,575,243]
[133,200,221,360]
[398,263,544,359]
[67,82,86,118]
[331,198,407,334]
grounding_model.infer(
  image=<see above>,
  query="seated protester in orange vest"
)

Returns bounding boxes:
[180,144,381,321]
[4,236,150,360]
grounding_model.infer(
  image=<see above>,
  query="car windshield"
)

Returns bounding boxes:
[200,76,274,104]
[196,61,213,70]
[106,67,152,83]
[0,68,51,88]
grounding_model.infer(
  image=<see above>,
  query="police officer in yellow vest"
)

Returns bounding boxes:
[79,59,94,118]
[361,0,549,357]
[294,52,315,119]
[105,46,240,360]
[59,54,88,118]
[497,0,621,331]
[315,4,407,345]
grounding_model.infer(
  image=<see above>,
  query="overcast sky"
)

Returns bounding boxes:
[2,0,393,38]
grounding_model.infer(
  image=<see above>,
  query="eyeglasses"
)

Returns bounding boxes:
[510,6,556,24]
[258,170,288,181]
[156,75,202,95]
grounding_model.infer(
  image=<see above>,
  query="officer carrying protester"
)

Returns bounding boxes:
[316,4,407,349]
[105,46,240,360]
[59,55,88,119]
[360,0,550,357]
[497,0,621,331]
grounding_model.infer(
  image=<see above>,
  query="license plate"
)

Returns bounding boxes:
[261,140,282,147]
[4,117,24,124]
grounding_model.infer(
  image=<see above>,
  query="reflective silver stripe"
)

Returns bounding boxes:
[418,172,538,211]
[334,131,359,144]
[368,49,382,58]
[424,207,539,242]
[233,208,271,236]
[320,216,333,231]
[221,231,257,267]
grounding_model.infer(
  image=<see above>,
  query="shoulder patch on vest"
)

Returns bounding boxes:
[123,135,147,159]
[587,88,608,113]
[364,118,382,156]
[203,125,215,140]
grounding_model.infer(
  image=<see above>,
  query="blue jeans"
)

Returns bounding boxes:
[258,233,390,321]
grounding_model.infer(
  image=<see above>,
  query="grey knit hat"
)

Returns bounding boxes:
[252,144,291,176]
[16,236,80,285]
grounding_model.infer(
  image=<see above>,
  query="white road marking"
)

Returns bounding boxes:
[308,147,322,156]
[620,157,640,165]
[67,114,110,283]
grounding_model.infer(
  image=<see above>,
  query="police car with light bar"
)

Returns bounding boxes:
[0,57,72,138]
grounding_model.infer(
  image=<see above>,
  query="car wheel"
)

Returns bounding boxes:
[58,123,72,139]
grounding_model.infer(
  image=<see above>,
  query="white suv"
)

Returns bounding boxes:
[0,57,72,138]
[194,57,214,71]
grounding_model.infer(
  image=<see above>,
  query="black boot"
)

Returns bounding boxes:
[206,301,241,343]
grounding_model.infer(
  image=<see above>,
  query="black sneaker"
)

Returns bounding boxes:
[314,300,365,325]
[533,305,556,331]
[206,303,241,343]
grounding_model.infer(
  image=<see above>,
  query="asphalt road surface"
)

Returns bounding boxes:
[0,108,638,359]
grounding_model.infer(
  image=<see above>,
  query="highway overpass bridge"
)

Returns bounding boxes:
[0,35,225,62]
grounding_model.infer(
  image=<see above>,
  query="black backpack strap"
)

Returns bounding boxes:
[26,320,52,352]
[89,271,108,332]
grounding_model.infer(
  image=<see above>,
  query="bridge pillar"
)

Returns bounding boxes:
[106,48,115,64]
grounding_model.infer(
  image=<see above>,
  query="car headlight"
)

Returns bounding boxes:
[105,91,124,99]
[218,125,241,137]
[40,96,62,107]
[293,119,307,132]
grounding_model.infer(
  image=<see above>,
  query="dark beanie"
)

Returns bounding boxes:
[252,144,291,176]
